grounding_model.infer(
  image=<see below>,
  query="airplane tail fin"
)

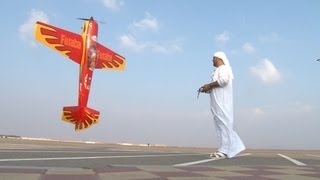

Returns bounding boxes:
[62,106,100,131]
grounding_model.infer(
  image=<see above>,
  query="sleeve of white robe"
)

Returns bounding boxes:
[215,66,231,87]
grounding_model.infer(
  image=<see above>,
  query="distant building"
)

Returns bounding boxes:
[0,135,21,139]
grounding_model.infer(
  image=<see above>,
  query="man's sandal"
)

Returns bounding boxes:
[209,151,227,159]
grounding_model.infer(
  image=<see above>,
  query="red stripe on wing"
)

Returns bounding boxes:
[96,43,126,70]
[35,21,83,64]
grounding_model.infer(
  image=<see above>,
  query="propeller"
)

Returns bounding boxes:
[77,17,91,21]
[77,17,105,24]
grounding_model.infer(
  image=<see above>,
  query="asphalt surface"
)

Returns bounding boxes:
[0,138,319,179]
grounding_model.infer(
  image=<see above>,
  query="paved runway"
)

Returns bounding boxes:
[0,138,319,179]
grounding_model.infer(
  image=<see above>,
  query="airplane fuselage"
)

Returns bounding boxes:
[78,19,98,108]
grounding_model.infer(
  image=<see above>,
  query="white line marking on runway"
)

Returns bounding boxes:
[236,153,251,157]
[174,158,218,167]
[278,154,306,166]
[0,150,145,154]
[306,154,320,158]
[173,153,251,167]
[0,153,197,162]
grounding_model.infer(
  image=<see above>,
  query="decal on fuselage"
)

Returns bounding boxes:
[88,45,97,71]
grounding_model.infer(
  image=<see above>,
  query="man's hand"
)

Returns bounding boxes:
[200,84,212,93]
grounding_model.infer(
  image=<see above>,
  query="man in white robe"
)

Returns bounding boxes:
[200,51,245,158]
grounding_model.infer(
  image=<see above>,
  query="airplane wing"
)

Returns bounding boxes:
[96,43,126,70]
[34,21,83,64]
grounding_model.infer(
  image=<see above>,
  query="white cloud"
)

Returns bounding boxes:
[101,0,124,10]
[120,34,183,54]
[238,107,266,120]
[133,13,159,31]
[19,9,49,47]
[121,13,183,54]
[120,34,146,52]
[292,103,319,113]
[259,32,280,43]
[250,59,281,84]
[236,104,320,149]
[151,40,183,54]
[215,31,230,44]
[242,42,255,54]
[301,105,317,113]
[253,107,266,115]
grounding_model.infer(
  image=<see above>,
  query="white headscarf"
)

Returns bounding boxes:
[214,51,234,79]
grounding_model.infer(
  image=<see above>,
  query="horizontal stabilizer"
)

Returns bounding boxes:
[62,106,100,131]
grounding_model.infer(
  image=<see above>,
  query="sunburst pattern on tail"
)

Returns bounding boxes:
[62,106,100,131]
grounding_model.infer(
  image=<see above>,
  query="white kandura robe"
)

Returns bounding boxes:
[210,65,245,158]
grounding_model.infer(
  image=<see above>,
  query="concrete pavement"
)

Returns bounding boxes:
[0,138,319,179]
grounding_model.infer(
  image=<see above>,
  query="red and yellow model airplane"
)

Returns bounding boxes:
[34,17,126,131]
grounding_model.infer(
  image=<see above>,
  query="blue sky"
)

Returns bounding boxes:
[1,0,319,149]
